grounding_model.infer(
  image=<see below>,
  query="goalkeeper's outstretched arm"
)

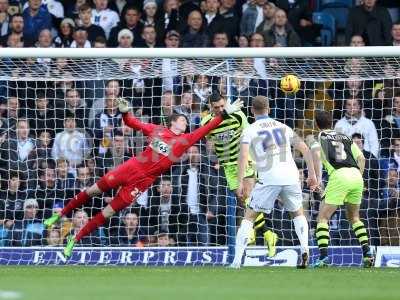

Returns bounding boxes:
[118,98,158,136]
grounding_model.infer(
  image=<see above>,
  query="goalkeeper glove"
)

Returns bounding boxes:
[117,98,130,113]
[222,99,243,118]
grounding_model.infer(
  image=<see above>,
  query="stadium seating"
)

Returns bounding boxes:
[313,12,336,46]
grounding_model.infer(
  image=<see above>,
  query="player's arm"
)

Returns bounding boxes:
[237,141,250,199]
[118,98,157,136]
[306,135,322,183]
[183,99,243,148]
[351,143,365,175]
[291,133,318,190]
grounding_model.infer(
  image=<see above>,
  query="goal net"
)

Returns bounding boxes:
[0,47,399,266]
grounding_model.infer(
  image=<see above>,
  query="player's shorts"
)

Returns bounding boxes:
[324,167,364,206]
[97,158,157,207]
[223,164,255,191]
[248,183,303,213]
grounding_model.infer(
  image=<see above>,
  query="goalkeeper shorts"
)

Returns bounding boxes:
[223,164,255,191]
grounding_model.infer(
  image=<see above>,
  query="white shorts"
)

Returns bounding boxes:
[248,183,303,213]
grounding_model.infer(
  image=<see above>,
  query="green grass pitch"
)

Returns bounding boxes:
[1,267,398,300]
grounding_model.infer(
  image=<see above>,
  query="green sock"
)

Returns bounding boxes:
[352,220,370,256]
[316,222,329,259]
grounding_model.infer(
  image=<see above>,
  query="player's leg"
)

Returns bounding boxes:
[230,184,280,268]
[314,201,338,267]
[64,188,139,258]
[44,164,128,228]
[281,184,310,268]
[345,170,374,267]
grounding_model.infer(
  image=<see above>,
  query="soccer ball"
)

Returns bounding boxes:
[280,74,300,94]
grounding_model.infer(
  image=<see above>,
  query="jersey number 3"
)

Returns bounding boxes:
[332,141,347,161]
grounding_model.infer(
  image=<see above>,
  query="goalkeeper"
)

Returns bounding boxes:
[201,92,278,257]
[44,96,243,258]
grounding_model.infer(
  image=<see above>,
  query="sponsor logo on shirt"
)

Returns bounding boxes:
[150,138,171,156]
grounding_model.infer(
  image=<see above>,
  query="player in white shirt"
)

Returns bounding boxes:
[91,0,120,39]
[231,96,318,269]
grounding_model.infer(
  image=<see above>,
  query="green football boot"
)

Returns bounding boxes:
[64,236,76,259]
[43,213,61,228]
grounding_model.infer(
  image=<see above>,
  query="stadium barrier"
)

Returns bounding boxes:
[0,246,385,267]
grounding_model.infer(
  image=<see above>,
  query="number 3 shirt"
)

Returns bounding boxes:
[241,115,299,185]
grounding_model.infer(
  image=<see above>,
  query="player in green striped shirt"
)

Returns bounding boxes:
[201,91,277,256]
[310,111,374,268]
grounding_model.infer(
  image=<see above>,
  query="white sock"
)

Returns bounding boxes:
[293,215,309,254]
[232,219,253,265]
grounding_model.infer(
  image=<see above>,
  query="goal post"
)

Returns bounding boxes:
[1,47,400,266]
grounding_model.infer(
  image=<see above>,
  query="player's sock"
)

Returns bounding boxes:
[316,222,329,259]
[352,220,370,256]
[61,191,90,216]
[75,212,106,242]
[232,219,253,266]
[293,215,309,254]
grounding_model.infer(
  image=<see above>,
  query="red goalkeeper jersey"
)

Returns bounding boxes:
[122,112,223,177]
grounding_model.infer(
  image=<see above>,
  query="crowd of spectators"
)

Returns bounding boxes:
[0,0,400,248]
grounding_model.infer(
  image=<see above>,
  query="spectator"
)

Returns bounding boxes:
[55,159,75,192]
[346,0,392,46]
[117,28,134,48]
[231,72,255,117]
[28,165,59,218]
[0,171,27,222]
[142,0,165,43]
[56,88,88,131]
[0,0,10,37]
[334,98,380,158]
[162,0,179,32]
[193,75,211,106]
[5,96,19,130]
[77,3,105,44]
[155,230,172,246]
[0,13,24,47]
[392,22,400,46]
[350,35,366,47]
[149,177,182,245]
[35,130,52,162]
[352,133,380,200]
[0,119,37,184]
[389,137,400,172]
[54,18,74,47]
[219,0,239,45]
[288,0,321,46]
[181,10,209,47]
[45,228,63,246]
[256,1,276,34]
[96,130,130,175]
[73,164,94,191]
[380,92,400,157]
[152,90,176,126]
[68,209,102,246]
[93,35,107,48]
[108,5,142,47]
[28,92,55,134]
[23,0,52,45]
[91,0,119,39]
[263,9,301,47]
[10,198,44,246]
[141,24,158,48]
[90,79,121,126]
[204,0,225,41]
[249,32,267,78]
[108,211,145,246]
[51,115,89,168]
[70,26,90,48]
[380,169,400,210]
[173,145,210,246]
[240,0,266,37]
[161,30,181,93]
[177,90,201,130]
[237,34,249,47]
[212,31,229,47]
[93,91,122,154]
[36,28,53,47]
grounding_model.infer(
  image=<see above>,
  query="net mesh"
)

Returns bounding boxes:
[0,56,399,265]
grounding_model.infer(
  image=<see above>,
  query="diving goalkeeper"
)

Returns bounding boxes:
[44,97,243,258]
[201,93,278,257]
